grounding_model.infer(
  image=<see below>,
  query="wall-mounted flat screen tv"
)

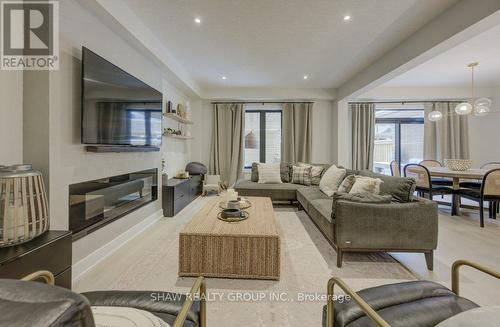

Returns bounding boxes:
[81,47,163,147]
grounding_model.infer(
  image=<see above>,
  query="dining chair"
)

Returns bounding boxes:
[390,160,400,177]
[460,162,500,189]
[455,168,500,227]
[404,164,454,202]
[419,159,453,187]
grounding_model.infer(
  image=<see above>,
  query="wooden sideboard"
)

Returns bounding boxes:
[162,175,203,217]
[0,230,72,289]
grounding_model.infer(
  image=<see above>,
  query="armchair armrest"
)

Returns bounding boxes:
[173,276,206,327]
[452,260,500,296]
[326,277,390,327]
[335,197,438,250]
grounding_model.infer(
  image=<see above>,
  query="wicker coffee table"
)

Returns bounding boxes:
[179,196,280,280]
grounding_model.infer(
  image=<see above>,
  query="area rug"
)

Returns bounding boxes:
[75,197,417,327]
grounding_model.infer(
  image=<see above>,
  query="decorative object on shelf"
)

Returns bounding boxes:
[245,130,258,149]
[444,159,473,171]
[427,62,492,121]
[166,101,172,113]
[161,158,168,184]
[177,104,185,118]
[163,127,183,136]
[174,170,190,179]
[0,164,49,247]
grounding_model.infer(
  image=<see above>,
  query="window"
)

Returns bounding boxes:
[373,107,424,175]
[244,109,282,168]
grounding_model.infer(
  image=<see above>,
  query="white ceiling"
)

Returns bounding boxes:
[385,23,500,88]
[121,0,458,91]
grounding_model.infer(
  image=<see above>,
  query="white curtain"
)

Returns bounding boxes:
[424,102,470,161]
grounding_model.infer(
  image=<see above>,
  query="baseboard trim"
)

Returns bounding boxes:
[72,209,163,282]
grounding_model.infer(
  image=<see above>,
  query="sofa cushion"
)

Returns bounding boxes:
[331,192,392,220]
[297,186,330,211]
[91,306,170,327]
[310,199,335,223]
[251,162,292,183]
[234,180,307,201]
[338,175,356,193]
[323,281,479,327]
[298,163,326,185]
[358,170,416,203]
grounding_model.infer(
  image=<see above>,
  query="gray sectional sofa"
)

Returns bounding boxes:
[235,165,438,269]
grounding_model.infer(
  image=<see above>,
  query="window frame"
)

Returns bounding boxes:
[375,110,424,170]
[244,109,283,169]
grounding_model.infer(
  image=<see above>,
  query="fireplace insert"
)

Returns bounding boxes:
[69,169,157,240]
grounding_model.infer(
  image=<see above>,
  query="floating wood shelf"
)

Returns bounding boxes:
[163,133,193,140]
[163,113,194,125]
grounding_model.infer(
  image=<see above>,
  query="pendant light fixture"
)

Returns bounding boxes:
[427,62,492,121]
[245,130,258,149]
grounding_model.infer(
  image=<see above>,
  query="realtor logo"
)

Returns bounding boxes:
[1,0,59,70]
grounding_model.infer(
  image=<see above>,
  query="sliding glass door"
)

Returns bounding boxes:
[373,109,424,175]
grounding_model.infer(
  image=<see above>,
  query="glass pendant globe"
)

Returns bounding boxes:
[474,97,492,107]
[455,102,473,115]
[474,104,490,116]
[428,110,443,122]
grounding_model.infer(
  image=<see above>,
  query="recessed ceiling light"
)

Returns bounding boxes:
[194,18,201,24]
[222,76,227,80]
[303,75,308,80]
[343,15,351,21]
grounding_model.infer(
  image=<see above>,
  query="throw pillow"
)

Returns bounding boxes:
[349,176,383,195]
[292,165,312,186]
[280,162,292,183]
[251,162,259,182]
[298,162,325,185]
[331,192,392,220]
[358,170,416,203]
[319,165,347,196]
[258,163,282,184]
[338,175,356,193]
[91,306,170,327]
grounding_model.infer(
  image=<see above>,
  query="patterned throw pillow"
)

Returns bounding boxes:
[338,175,356,193]
[349,176,383,195]
[292,165,312,186]
[298,162,325,185]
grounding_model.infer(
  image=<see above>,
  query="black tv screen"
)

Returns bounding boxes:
[81,47,163,147]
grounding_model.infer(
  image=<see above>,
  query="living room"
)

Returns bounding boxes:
[1,0,500,326]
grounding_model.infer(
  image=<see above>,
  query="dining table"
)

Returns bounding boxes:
[427,167,487,216]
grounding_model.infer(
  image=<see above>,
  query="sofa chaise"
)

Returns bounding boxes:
[235,165,438,269]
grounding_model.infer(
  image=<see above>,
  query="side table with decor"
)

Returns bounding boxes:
[0,164,72,288]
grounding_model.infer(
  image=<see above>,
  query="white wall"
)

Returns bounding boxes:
[41,0,195,263]
[469,95,500,166]
[0,71,23,165]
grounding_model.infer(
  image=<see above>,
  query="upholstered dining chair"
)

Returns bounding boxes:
[404,164,453,201]
[389,160,400,177]
[460,162,500,189]
[455,168,500,227]
[419,159,453,187]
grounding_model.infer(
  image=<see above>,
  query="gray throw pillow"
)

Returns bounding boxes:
[338,175,356,193]
[280,162,292,183]
[331,192,392,220]
[358,170,416,203]
[251,162,259,182]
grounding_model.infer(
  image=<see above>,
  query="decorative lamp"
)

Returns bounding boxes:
[245,130,258,149]
[0,164,49,247]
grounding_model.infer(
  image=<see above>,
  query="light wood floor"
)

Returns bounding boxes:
[391,203,500,306]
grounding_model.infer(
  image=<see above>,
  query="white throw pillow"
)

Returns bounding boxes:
[258,163,282,184]
[349,176,383,195]
[319,165,347,197]
[91,306,171,327]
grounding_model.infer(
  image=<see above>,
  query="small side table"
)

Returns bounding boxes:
[0,230,72,289]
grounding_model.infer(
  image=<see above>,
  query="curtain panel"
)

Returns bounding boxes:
[350,103,375,171]
[281,103,313,163]
[209,103,245,187]
[424,102,470,161]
